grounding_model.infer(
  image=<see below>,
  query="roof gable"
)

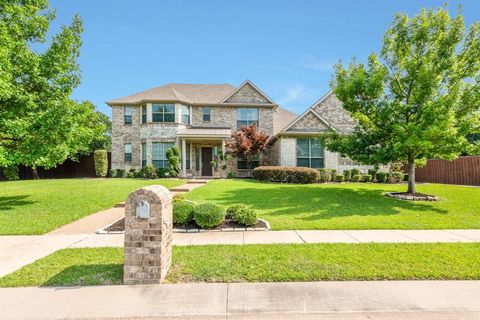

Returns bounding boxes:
[286,110,331,132]
[221,80,276,104]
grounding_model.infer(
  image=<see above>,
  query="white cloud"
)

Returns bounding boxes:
[298,57,334,72]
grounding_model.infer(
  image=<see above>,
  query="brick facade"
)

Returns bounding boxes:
[124,185,173,285]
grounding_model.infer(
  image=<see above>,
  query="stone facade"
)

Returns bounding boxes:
[124,185,173,285]
[313,93,357,133]
[224,82,271,104]
[111,106,142,169]
[287,111,329,132]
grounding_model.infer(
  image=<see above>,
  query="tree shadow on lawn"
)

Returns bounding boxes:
[214,185,448,220]
[42,264,123,286]
[0,195,35,211]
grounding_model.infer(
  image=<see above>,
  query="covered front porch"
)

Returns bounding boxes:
[177,127,231,178]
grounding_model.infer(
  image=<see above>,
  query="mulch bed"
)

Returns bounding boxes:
[104,217,267,232]
[387,192,439,201]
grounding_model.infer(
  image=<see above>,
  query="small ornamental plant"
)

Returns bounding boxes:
[173,201,195,225]
[362,174,372,182]
[193,203,225,229]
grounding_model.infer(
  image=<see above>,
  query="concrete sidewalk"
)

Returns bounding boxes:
[1,280,479,319]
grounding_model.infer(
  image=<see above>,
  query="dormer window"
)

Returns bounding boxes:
[152,104,175,123]
[124,106,133,125]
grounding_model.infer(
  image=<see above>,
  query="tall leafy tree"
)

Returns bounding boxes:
[323,6,480,194]
[226,124,269,172]
[0,0,108,176]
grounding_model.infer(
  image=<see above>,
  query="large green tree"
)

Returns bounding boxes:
[324,6,480,194]
[0,0,109,175]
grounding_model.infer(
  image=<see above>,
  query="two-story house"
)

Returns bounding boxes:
[107,80,375,177]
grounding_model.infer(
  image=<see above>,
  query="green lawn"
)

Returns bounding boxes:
[186,179,480,230]
[1,243,479,287]
[0,178,185,235]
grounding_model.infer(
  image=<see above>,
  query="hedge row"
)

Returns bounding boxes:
[252,166,320,184]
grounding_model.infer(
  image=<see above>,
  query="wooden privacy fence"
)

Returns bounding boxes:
[0,152,111,180]
[414,156,480,186]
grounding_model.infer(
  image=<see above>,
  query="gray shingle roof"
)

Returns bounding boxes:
[107,83,236,105]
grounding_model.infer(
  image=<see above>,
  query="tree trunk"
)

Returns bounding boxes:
[407,158,416,194]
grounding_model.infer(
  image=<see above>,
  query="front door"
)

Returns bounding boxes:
[201,147,213,176]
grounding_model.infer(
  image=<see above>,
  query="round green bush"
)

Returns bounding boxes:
[232,207,257,227]
[351,168,360,176]
[362,174,372,182]
[193,203,225,228]
[389,171,404,183]
[139,165,157,179]
[335,174,345,182]
[375,172,387,183]
[108,169,116,178]
[352,174,362,182]
[226,203,248,219]
[173,201,195,225]
[343,169,351,181]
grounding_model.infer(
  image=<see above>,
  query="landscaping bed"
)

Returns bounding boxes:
[103,217,269,233]
[1,243,479,287]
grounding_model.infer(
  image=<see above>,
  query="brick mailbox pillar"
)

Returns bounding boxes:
[124,185,173,285]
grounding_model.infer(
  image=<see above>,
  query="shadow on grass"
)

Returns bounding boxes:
[0,195,35,211]
[42,264,123,286]
[209,182,448,220]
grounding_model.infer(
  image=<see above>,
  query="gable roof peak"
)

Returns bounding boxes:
[220,80,277,105]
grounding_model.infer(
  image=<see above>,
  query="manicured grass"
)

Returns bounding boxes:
[0,178,185,235]
[1,243,479,287]
[186,179,480,230]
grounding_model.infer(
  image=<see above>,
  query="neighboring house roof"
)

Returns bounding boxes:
[106,80,277,106]
[277,90,356,136]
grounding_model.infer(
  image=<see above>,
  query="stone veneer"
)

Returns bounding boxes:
[313,93,357,133]
[224,82,270,104]
[124,185,173,285]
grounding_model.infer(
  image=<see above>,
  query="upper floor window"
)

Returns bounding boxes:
[141,143,147,167]
[124,106,133,125]
[180,105,190,124]
[296,138,323,168]
[124,143,132,163]
[237,108,258,128]
[152,142,174,168]
[152,104,175,123]
[202,107,211,122]
[141,105,147,124]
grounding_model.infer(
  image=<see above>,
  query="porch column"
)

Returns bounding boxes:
[222,139,226,156]
[181,138,187,178]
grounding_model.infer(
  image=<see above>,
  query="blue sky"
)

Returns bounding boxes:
[47,0,480,116]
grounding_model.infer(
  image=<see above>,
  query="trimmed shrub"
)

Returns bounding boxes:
[93,150,108,177]
[335,174,345,182]
[3,166,19,181]
[352,174,362,182]
[343,169,351,181]
[108,169,116,178]
[319,168,332,182]
[351,168,360,176]
[156,167,168,178]
[116,169,127,178]
[193,203,225,229]
[226,203,248,219]
[331,169,337,179]
[362,174,372,182]
[389,171,404,183]
[173,193,186,203]
[227,172,236,179]
[232,207,257,226]
[139,165,157,179]
[367,168,377,178]
[166,146,181,177]
[127,171,134,178]
[252,166,320,184]
[375,171,387,183]
[173,201,195,225]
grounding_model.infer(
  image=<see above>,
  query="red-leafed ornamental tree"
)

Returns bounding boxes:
[226,124,269,172]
